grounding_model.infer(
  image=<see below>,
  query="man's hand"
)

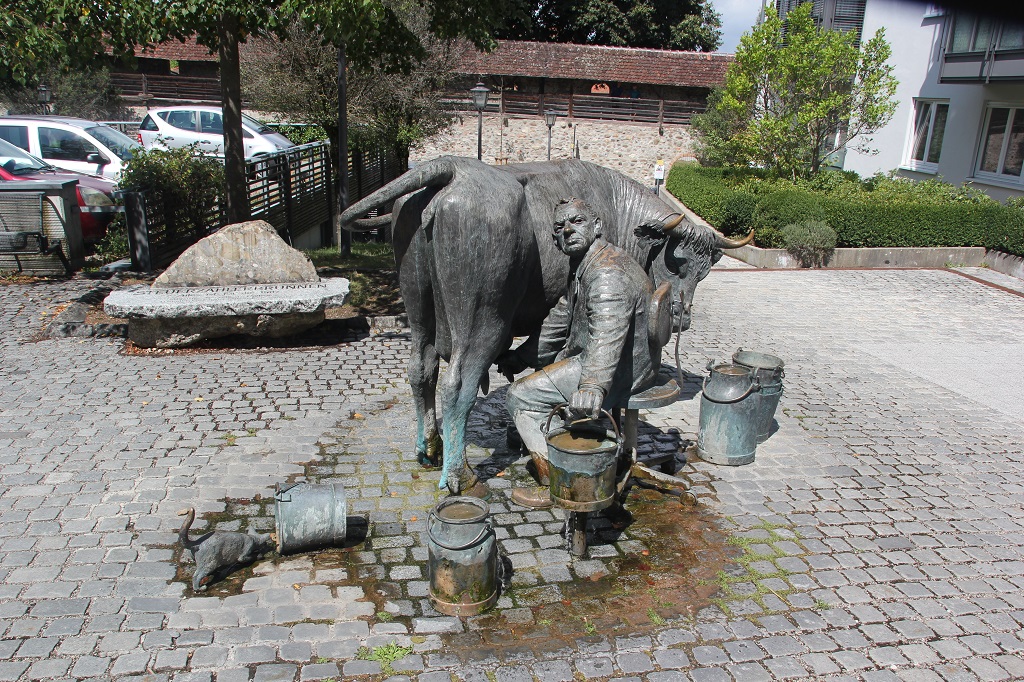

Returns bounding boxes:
[496,350,529,383]
[568,386,605,419]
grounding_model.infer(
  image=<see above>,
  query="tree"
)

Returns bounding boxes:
[498,0,722,52]
[242,17,465,172]
[692,3,898,177]
[1,66,132,120]
[1,2,153,86]
[152,0,513,224]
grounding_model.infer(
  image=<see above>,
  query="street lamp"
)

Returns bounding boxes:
[37,84,52,115]
[544,110,558,160]
[470,81,490,161]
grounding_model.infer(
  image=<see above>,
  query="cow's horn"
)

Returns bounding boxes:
[716,229,755,249]
[662,214,686,232]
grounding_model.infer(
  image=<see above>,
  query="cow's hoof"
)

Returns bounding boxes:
[417,450,440,468]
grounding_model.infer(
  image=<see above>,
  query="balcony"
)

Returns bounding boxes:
[940,13,1024,83]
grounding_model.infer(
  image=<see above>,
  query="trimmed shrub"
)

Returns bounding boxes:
[751,191,825,248]
[118,145,225,235]
[665,163,735,226]
[782,220,837,267]
[720,191,758,236]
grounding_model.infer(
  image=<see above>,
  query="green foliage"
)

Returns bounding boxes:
[119,145,225,235]
[666,162,1024,257]
[92,214,130,262]
[752,191,825,249]
[356,642,412,676]
[694,3,898,177]
[720,191,758,236]
[498,0,722,51]
[272,124,329,146]
[781,220,837,268]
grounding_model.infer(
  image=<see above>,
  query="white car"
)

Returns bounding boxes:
[0,115,141,181]
[138,106,295,158]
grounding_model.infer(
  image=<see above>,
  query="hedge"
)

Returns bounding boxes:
[666,163,1024,257]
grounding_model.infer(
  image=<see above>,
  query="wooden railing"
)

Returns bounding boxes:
[111,73,222,102]
[446,91,706,126]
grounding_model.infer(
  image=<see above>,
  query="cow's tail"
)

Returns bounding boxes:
[340,156,458,232]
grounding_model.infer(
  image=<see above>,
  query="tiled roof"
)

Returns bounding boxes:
[137,37,217,62]
[457,40,732,88]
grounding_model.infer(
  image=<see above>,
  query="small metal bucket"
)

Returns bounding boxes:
[427,496,498,617]
[732,349,785,443]
[544,408,622,512]
[697,363,761,466]
[274,482,347,555]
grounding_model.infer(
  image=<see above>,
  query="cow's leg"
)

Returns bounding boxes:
[436,350,490,494]
[410,338,441,467]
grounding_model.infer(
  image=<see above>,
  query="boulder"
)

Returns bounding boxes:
[106,220,347,348]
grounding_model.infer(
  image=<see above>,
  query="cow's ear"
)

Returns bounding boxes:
[634,220,668,245]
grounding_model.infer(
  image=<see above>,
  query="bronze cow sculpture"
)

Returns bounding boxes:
[341,157,750,492]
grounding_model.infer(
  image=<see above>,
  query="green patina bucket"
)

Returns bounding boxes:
[274,481,348,555]
[732,349,785,443]
[544,408,622,512]
[427,496,498,617]
[697,363,761,466]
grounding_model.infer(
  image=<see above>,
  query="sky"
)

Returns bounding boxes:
[714,0,765,53]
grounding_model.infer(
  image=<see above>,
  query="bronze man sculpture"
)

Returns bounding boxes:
[499,198,662,508]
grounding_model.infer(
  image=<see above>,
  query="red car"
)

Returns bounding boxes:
[0,136,117,242]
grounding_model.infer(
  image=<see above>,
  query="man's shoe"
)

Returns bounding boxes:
[511,486,553,509]
[460,479,492,501]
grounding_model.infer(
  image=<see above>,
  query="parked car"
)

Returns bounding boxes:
[0,137,117,242]
[0,115,141,182]
[138,106,295,158]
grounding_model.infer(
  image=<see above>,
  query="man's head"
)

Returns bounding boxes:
[553,198,601,257]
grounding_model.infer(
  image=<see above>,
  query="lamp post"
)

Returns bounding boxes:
[37,84,52,115]
[544,110,558,160]
[470,82,490,161]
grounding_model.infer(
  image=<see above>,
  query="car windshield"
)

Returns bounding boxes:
[241,114,274,134]
[85,125,141,161]
[0,137,51,174]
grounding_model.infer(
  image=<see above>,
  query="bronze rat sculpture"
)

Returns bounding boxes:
[177,507,274,590]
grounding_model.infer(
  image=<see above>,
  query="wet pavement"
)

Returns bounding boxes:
[0,263,1023,681]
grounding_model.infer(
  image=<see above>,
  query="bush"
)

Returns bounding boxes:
[665,163,734,226]
[782,220,837,267]
[720,191,758,236]
[751,191,825,248]
[118,146,225,235]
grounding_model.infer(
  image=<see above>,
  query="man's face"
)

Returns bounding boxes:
[553,203,600,256]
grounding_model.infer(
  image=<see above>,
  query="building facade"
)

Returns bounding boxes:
[841,1,1024,200]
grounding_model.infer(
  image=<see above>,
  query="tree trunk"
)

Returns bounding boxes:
[335,42,351,256]
[219,14,250,224]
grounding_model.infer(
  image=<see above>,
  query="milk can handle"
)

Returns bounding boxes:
[427,509,493,551]
[702,376,761,402]
[543,404,621,444]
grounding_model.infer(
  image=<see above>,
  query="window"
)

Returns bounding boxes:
[948,13,1024,53]
[162,110,197,131]
[139,115,158,132]
[975,105,1024,183]
[0,125,30,151]
[904,100,948,172]
[39,127,99,162]
[200,111,223,134]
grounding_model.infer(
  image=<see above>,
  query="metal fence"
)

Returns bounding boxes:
[123,142,334,272]
[121,141,405,272]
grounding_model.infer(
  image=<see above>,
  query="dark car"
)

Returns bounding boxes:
[0,136,117,242]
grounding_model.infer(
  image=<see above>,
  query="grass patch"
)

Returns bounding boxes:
[304,241,395,270]
[356,642,412,676]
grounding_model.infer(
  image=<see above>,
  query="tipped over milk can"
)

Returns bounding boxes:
[427,496,498,617]
[732,349,785,443]
[274,482,348,554]
[697,362,761,466]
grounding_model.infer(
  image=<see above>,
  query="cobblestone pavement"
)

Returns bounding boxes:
[1,267,1023,682]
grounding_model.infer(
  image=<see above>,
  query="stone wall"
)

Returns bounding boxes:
[409,115,695,185]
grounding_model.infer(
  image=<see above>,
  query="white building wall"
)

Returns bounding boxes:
[844,0,1024,201]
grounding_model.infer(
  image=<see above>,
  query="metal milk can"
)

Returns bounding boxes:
[732,349,785,443]
[274,481,348,554]
[697,362,761,466]
[427,496,498,617]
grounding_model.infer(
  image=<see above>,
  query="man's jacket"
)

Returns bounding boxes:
[527,239,660,405]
